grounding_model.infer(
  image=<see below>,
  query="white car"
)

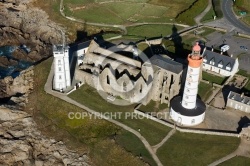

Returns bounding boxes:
[220,45,230,52]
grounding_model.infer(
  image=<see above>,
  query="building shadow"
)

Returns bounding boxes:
[237,116,250,133]
[221,84,241,103]
[167,25,191,60]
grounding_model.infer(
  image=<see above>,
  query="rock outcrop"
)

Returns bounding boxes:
[0,0,65,98]
[0,66,33,102]
[0,106,91,166]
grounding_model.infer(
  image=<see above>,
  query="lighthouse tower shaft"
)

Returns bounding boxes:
[181,45,203,109]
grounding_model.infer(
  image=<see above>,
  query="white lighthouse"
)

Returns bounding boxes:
[53,44,71,91]
[170,42,206,126]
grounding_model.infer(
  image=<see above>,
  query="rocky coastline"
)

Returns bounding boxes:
[0,1,91,165]
[0,0,63,98]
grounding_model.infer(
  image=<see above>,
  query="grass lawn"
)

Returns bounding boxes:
[237,69,250,92]
[202,71,227,85]
[127,24,183,38]
[233,0,250,26]
[26,58,151,166]
[219,156,250,166]
[62,0,198,24]
[198,82,213,101]
[139,100,169,113]
[157,131,240,166]
[201,7,216,22]
[33,0,122,41]
[176,0,209,25]
[69,84,172,146]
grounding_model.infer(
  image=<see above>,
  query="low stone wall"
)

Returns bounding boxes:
[134,109,239,137]
[238,33,250,39]
[203,25,227,33]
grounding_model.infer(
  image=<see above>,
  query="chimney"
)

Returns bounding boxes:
[220,52,223,55]
[241,93,244,98]
[231,54,233,57]
[211,48,214,52]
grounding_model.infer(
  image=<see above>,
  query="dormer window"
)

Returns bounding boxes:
[203,56,207,63]
[210,58,215,65]
[218,60,223,68]
[226,63,231,71]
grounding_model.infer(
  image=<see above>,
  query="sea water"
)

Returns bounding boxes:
[0,45,33,78]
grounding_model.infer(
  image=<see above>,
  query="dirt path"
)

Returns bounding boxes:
[208,138,250,165]
[194,0,212,25]
[152,129,176,153]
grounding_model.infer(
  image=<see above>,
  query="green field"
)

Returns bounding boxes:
[69,84,172,146]
[202,71,227,85]
[237,69,250,92]
[62,0,205,25]
[198,82,213,101]
[127,24,182,38]
[219,156,250,166]
[139,100,169,112]
[201,6,216,22]
[157,132,240,166]
[176,0,209,25]
[234,0,250,25]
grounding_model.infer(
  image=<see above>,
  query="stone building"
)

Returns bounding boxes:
[227,91,250,113]
[75,40,183,106]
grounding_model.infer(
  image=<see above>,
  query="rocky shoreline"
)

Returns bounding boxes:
[0,0,64,98]
[0,106,91,166]
[0,1,91,165]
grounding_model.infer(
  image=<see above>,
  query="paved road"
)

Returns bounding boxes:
[44,60,163,166]
[222,0,250,34]
[195,0,212,25]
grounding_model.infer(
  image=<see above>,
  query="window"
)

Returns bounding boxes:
[59,67,62,71]
[58,60,61,65]
[59,75,62,80]
[187,89,190,92]
[123,82,127,91]
[186,96,189,99]
[107,75,110,84]
[191,119,195,124]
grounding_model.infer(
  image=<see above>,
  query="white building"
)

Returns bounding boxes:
[202,49,239,77]
[170,43,206,126]
[76,41,91,65]
[227,91,250,113]
[53,45,71,91]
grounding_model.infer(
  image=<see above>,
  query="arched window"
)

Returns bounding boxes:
[140,84,142,93]
[107,75,110,84]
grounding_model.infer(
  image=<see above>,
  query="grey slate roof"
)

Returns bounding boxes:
[150,55,183,74]
[228,91,250,105]
[202,50,236,71]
